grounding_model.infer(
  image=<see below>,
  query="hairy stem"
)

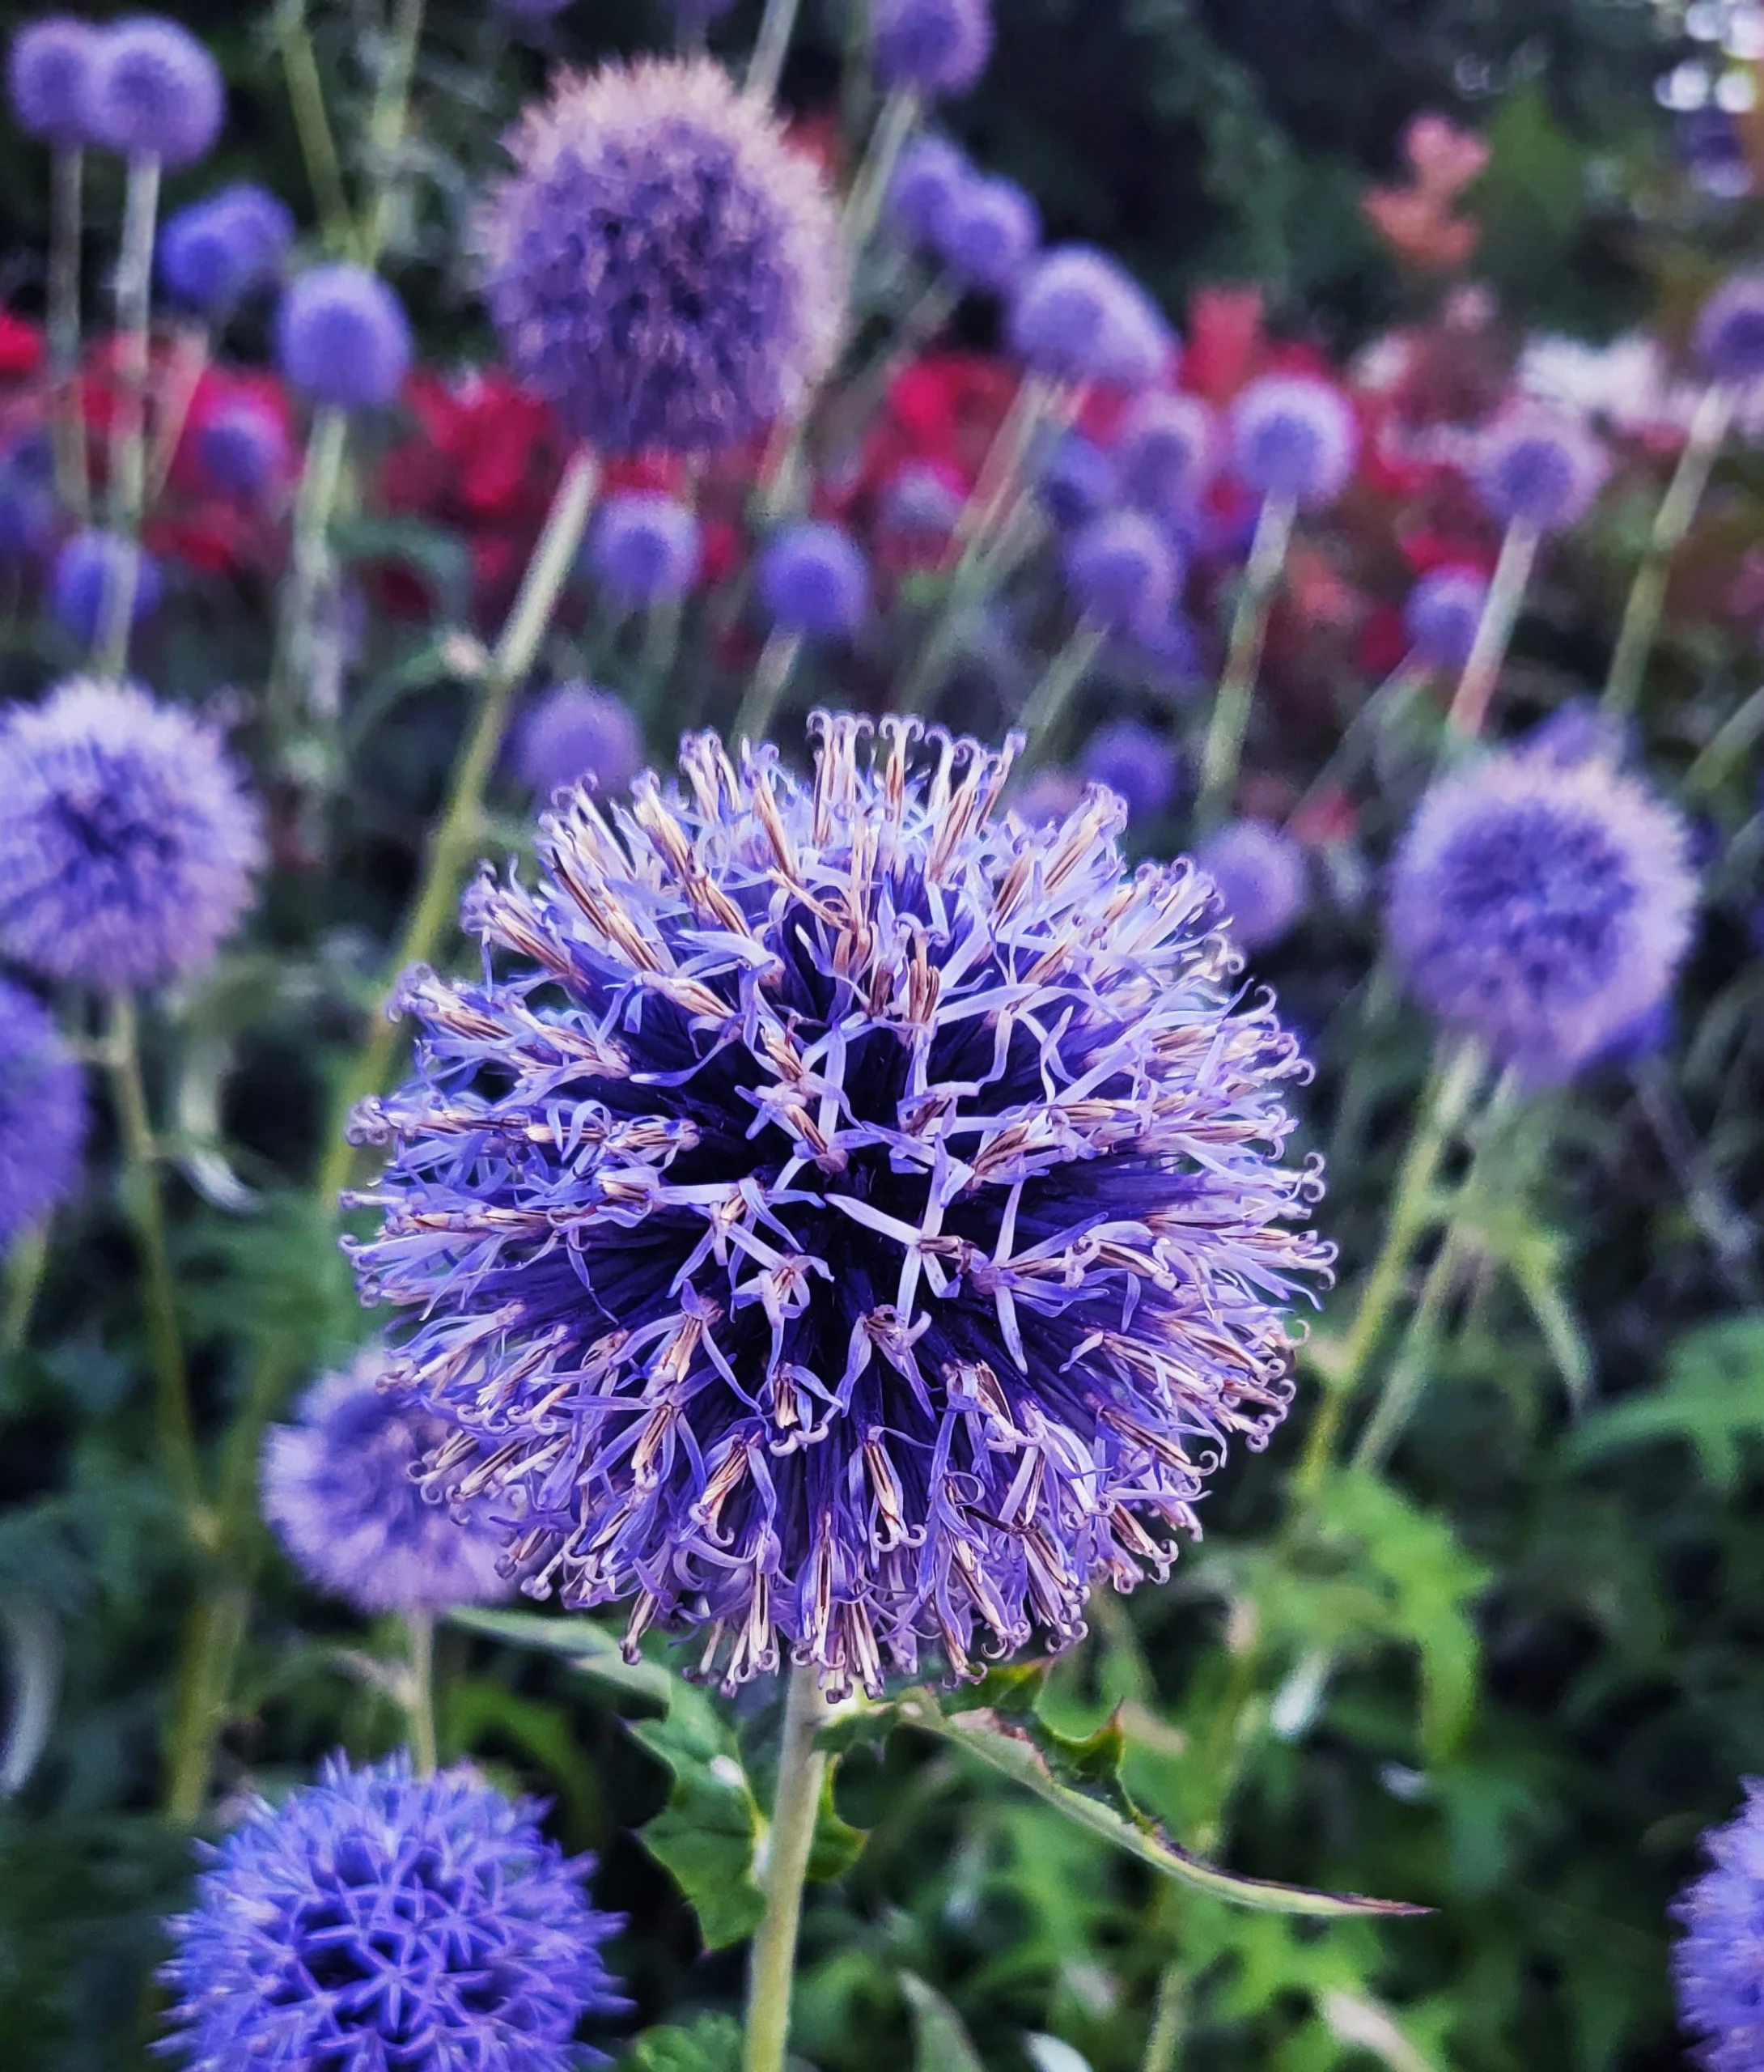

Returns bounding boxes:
[743,1664,829,2072]
[95,151,161,681]
[1194,493,1295,834]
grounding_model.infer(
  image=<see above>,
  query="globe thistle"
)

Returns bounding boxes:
[1010,766,1084,828]
[1115,391,1218,514]
[587,491,702,606]
[934,173,1040,293]
[158,183,294,314]
[8,16,101,146]
[196,397,289,499]
[757,521,870,638]
[261,1346,514,1616]
[0,976,85,1250]
[888,134,969,246]
[879,456,965,538]
[1387,744,1697,1081]
[1402,566,1486,669]
[479,57,843,456]
[344,719,1328,1694]
[83,15,224,168]
[159,1753,627,2072]
[1673,1781,1764,2071]
[1079,717,1181,822]
[872,0,992,97]
[1009,247,1173,391]
[0,436,58,559]
[1229,376,1358,508]
[0,677,264,991]
[1037,432,1117,530]
[1195,818,1308,953]
[1064,510,1179,637]
[49,529,162,644]
[1522,697,1632,771]
[276,264,412,412]
[1474,407,1607,533]
[1694,274,1764,386]
[515,684,645,801]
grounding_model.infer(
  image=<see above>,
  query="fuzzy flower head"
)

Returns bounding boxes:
[159,1752,626,2072]
[1695,274,1764,386]
[1196,819,1308,954]
[587,491,702,606]
[757,521,870,638]
[1403,565,1486,669]
[1079,717,1181,822]
[480,57,843,456]
[889,134,969,245]
[516,685,645,802]
[1037,432,1117,530]
[1115,391,1218,515]
[935,173,1039,293]
[196,397,289,499]
[277,264,411,412]
[872,0,992,96]
[261,1346,513,1616]
[1387,743,1697,1080]
[1064,510,1179,637]
[1230,376,1358,508]
[0,977,85,1250]
[344,718,1329,1696]
[1674,1780,1764,2072]
[84,15,223,168]
[49,529,162,643]
[159,184,294,314]
[0,677,263,991]
[1009,247,1172,391]
[9,17,101,146]
[1474,407,1607,533]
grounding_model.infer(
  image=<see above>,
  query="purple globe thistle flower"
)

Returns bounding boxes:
[880,456,965,538]
[515,684,645,801]
[1229,375,1358,509]
[1402,566,1486,669]
[261,1346,513,1615]
[1195,819,1308,954]
[83,15,223,168]
[872,0,992,97]
[0,977,85,1249]
[479,58,843,457]
[1673,1780,1764,2071]
[1523,697,1632,771]
[276,264,412,412]
[8,17,101,146]
[49,529,162,644]
[160,1752,627,2071]
[0,677,264,991]
[1694,274,1764,385]
[158,183,294,313]
[1114,391,1218,515]
[1079,717,1181,822]
[1064,509,1179,637]
[1010,767,1085,829]
[0,436,57,559]
[343,718,1329,1695]
[196,398,289,499]
[888,133,969,246]
[757,521,870,638]
[1009,247,1173,392]
[933,173,1039,293]
[1387,745,1697,1081]
[1474,408,1607,533]
[587,491,702,606]
[1037,432,1117,530]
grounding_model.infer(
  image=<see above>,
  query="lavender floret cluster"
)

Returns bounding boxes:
[159,184,294,314]
[872,0,993,97]
[757,521,871,638]
[84,15,223,168]
[1474,408,1607,533]
[1010,247,1172,391]
[8,16,101,146]
[345,718,1329,1697]
[0,975,85,1249]
[1230,375,1359,509]
[516,684,646,801]
[1674,1781,1764,2071]
[587,492,702,606]
[277,264,413,412]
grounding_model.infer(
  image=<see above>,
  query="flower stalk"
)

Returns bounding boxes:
[49,146,87,516]
[1445,517,1537,741]
[95,151,163,681]
[743,1664,830,2072]
[1195,491,1295,833]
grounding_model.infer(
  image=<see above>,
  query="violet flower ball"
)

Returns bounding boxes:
[1694,274,1764,386]
[872,0,993,98]
[276,264,412,412]
[1474,408,1607,533]
[888,133,969,246]
[757,521,870,638]
[159,184,295,313]
[196,399,289,499]
[1115,390,1218,514]
[1673,1780,1764,2072]
[1064,509,1180,637]
[1037,432,1117,530]
[1080,717,1181,821]
[83,15,224,168]
[587,491,702,606]
[0,975,85,1250]
[49,529,161,645]
[1196,818,1308,953]
[1229,375,1359,509]
[934,173,1040,293]
[515,683,645,800]
[1009,246,1173,391]
[1403,566,1487,670]
[8,17,102,146]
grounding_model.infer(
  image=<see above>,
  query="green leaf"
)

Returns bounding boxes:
[901,1972,987,2072]
[619,2015,744,2072]
[806,1765,867,1883]
[629,1680,766,1949]
[447,1606,673,1712]
[329,516,473,619]
[441,1679,604,1842]
[1565,1313,1764,1491]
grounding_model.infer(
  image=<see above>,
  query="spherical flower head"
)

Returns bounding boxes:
[872,0,992,96]
[159,1752,627,2071]
[0,435,57,558]
[9,17,101,146]
[0,976,84,1249]
[1474,407,1607,533]
[1079,717,1181,821]
[757,521,870,638]
[1115,391,1218,514]
[1695,274,1764,385]
[261,1347,514,1615]
[934,173,1039,293]
[196,397,289,498]
[880,456,965,537]
[84,15,223,168]
[480,58,843,457]
[1196,819,1308,953]
[0,677,264,990]
[889,134,969,246]
[1403,565,1486,669]
[1229,375,1358,508]
[1037,431,1117,530]
[1523,696,1632,771]
[587,491,702,605]
[276,264,412,412]
[1674,1781,1764,2071]
[1387,745,1697,1081]
[1064,509,1179,637]
[1011,767,1084,828]
[49,529,162,644]
[158,184,295,313]
[515,684,645,801]
[1009,247,1173,391]
[344,718,1329,1696]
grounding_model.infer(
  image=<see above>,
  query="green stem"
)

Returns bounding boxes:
[747,0,805,101]
[1141,1959,1188,2072]
[840,87,919,261]
[2,1225,49,1353]
[49,146,87,519]
[1286,660,1431,831]
[743,1663,829,2072]
[1686,678,1764,796]
[318,446,600,1208]
[1603,384,1732,722]
[1445,518,1537,741]
[1016,618,1106,760]
[278,0,352,246]
[735,629,804,745]
[360,0,427,263]
[1194,493,1295,833]
[267,405,351,745]
[405,1610,438,1776]
[166,1577,250,1821]
[95,151,161,681]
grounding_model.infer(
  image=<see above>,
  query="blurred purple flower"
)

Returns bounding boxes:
[1037,432,1117,529]
[1403,566,1486,669]
[1079,716,1181,821]
[1474,408,1607,533]
[872,0,992,97]
[1010,766,1085,828]
[515,683,645,800]
[587,491,702,605]
[1115,391,1217,515]
[277,265,411,411]
[196,398,288,499]
[1230,376,1358,508]
[1673,1780,1764,2072]
[50,529,161,643]
[8,17,101,146]
[888,134,969,245]
[1695,274,1764,385]
[1064,509,1178,636]
[84,15,223,167]
[1009,246,1172,390]
[757,521,870,637]
[0,976,85,1248]
[1196,817,1308,953]
[934,172,1039,292]
[159,184,294,313]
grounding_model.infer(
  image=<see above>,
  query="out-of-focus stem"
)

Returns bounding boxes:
[1445,517,1537,740]
[1016,618,1105,760]
[742,1665,829,2072]
[49,147,87,517]
[405,1611,438,1777]
[166,1577,250,1822]
[1140,1960,1188,2072]
[735,628,804,745]
[95,151,161,681]
[360,0,427,263]
[840,87,918,261]
[1194,493,1295,834]
[278,0,351,244]
[2,1226,49,1353]
[747,0,804,103]
[267,405,350,745]
[1685,678,1764,796]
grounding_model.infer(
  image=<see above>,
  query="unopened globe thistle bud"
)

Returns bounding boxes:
[757,521,871,637]
[1079,716,1182,822]
[1196,818,1308,953]
[934,172,1040,292]
[515,684,644,800]
[1064,509,1179,636]
[872,0,993,98]
[1402,566,1486,669]
[1474,408,1607,533]
[1009,247,1173,391]
[159,184,294,313]
[889,133,969,245]
[8,17,101,147]
[587,491,702,605]
[84,15,224,168]
[196,397,289,499]
[49,529,161,644]
[276,265,412,411]
[1230,375,1359,508]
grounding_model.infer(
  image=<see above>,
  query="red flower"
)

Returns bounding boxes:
[0,313,44,382]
